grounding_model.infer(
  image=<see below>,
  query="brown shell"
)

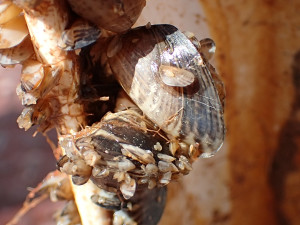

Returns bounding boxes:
[67,0,146,33]
[107,24,225,157]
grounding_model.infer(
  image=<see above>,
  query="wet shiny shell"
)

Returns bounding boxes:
[67,0,146,33]
[107,24,225,157]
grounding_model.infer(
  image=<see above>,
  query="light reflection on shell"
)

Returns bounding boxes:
[107,24,225,158]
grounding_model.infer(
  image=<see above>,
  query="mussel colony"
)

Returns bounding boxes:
[1,0,225,224]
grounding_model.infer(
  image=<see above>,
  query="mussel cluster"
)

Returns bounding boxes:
[0,0,225,224]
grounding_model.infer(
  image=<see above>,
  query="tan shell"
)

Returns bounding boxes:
[21,59,44,92]
[0,2,22,24]
[0,36,33,66]
[0,2,11,14]
[0,15,28,49]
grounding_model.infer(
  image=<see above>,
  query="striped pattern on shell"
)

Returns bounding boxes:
[107,24,225,158]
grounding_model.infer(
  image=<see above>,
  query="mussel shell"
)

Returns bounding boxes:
[92,185,167,225]
[126,186,167,225]
[58,19,101,51]
[0,36,33,66]
[107,24,225,157]
[67,0,146,33]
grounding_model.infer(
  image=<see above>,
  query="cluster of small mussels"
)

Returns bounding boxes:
[57,109,183,224]
[58,109,194,199]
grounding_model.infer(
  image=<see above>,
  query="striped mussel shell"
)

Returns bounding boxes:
[107,24,225,158]
[117,186,167,225]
